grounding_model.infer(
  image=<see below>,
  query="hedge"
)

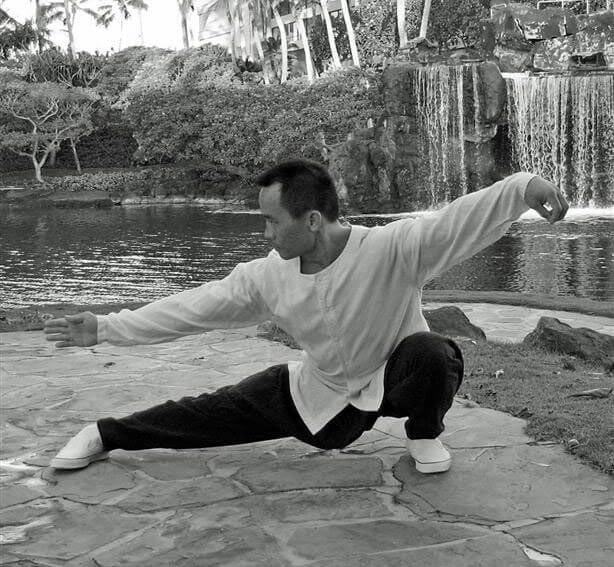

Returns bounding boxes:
[124,67,384,170]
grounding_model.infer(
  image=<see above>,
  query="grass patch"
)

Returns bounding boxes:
[457,339,614,475]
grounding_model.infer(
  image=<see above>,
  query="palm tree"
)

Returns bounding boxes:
[95,0,148,28]
[293,0,315,82]
[177,0,193,49]
[397,0,407,49]
[319,0,341,69]
[419,0,432,39]
[339,0,359,67]
[271,0,288,83]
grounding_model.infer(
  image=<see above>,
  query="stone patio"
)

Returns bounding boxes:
[1,324,613,566]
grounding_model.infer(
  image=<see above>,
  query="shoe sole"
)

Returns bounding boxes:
[414,458,451,474]
[50,451,109,470]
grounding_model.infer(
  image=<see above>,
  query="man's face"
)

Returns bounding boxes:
[258,182,314,260]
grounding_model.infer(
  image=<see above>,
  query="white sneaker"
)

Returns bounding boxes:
[406,438,451,473]
[50,424,108,470]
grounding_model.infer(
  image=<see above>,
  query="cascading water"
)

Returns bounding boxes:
[506,73,614,207]
[412,64,495,205]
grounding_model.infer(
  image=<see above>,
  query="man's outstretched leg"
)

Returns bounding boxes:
[50,363,372,469]
[380,332,464,473]
[51,364,298,469]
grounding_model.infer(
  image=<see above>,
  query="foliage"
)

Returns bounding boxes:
[428,0,490,48]
[354,0,398,66]
[0,72,98,180]
[123,66,383,169]
[0,14,39,59]
[95,45,170,100]
[21,48,107,87]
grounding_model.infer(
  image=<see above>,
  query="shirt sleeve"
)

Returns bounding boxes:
[396,172,534,285]
[96,260,272,346]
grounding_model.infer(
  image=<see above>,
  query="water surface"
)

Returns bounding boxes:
[1,206,612,309]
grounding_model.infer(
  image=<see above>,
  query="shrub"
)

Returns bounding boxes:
[428,0,490,48]
[123,67,384,171]
[96,45,170,100]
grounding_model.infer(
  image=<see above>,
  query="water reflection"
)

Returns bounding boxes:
[0,206,612,308]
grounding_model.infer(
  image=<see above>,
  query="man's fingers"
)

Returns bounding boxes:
[65,314,84,324]
[44,318,68,329]
[532,202,552,222]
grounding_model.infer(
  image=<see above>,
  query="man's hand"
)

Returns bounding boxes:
[524,177,569,224]
[44,312,98,348]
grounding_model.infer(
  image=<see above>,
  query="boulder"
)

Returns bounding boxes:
[423,306,486,341]
[523,317,614,370]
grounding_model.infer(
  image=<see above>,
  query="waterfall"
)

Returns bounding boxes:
[412,64,488,205]
[506,73,614,207]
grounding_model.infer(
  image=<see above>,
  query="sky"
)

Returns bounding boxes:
[3,0,202,53]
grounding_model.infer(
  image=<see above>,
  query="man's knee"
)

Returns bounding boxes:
[394,332,464,379]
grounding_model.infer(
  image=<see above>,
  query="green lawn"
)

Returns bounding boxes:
[458,340,613,475]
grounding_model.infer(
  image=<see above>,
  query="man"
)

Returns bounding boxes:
[44,159,568,473]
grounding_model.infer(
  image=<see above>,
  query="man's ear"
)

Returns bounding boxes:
[307,210,323,232]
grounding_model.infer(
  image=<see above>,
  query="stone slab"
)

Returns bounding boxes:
[306,533,534,566]
[111,449,210,480]
[510,510,614,566]
[92,519,291,567]
[0,485,42,509]
[1,501,155,561]
[394,445,613,523]
[373,402,531,448]
[233,456,383,493]
[245,488,394,523]
[116,476,244,512]
[42,461,136,504]
[287,519,487,560]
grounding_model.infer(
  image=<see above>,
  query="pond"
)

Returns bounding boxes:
[1,206,613,309]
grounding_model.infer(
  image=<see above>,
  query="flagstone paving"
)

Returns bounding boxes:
[1,308,613,566]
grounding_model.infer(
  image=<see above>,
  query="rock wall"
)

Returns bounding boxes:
[492,5,614,72]
[330,61,507,213]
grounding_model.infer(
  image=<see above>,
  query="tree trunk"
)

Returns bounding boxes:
[339,0,359,67]
[296,9,315,82]
[32,157,43,183]
[70,138,82,173]
[253,23,270,84]
[63,0,75,58]
[272,5,288,83]
[181,14,190,48]
[419,0,432,38]
[397,0,407,49]
[320,0,341,69]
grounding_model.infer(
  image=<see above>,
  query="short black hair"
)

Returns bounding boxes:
[256,159,339,222]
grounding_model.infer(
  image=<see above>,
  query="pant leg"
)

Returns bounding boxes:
[379,332,464,439]
[99,364,296,451]
[98,363,374,452]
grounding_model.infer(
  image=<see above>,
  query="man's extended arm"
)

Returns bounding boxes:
[44,260,271,348]
[393,173,568,285]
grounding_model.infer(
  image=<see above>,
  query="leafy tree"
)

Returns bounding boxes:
[0,6,40,59]
[0,72,98,180]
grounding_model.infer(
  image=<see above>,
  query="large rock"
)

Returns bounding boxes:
[523,316,614,370]
[330,61,506,213]
[424,306,486,341]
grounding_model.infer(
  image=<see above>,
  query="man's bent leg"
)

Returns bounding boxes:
[380,332,464,472]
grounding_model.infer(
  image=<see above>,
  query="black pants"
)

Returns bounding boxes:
[98,332,464,452]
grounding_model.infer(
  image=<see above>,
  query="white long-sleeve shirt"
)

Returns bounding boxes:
[98,173,533,433]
